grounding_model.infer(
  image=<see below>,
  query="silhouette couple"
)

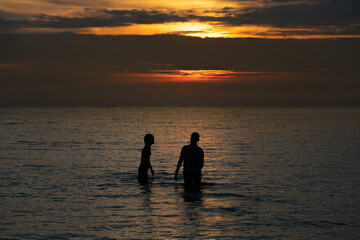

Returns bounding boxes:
[138,132,204,190]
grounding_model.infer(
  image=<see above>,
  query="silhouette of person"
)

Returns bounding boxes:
[175,132,204,190]
[138,134,155,182]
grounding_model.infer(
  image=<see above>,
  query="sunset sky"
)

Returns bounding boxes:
[1,0,359,106]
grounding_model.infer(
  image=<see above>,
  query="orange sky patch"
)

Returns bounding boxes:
[9,24,360,40]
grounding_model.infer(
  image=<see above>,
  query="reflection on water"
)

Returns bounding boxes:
[0,107,359,239]
[181,190,203,224]
[180,190,204,238]
[139,179,153,208]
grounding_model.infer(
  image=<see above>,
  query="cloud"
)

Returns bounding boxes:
[0,0,359,33]
[0,9,189,30]
[45,0,100,6]
[245,25,360,37]
[221,0,360,27]
[0,9,20,19]
[1,33,359,73]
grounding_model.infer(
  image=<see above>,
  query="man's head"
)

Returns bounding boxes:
[190,132,200,143]
[144,134,154,146]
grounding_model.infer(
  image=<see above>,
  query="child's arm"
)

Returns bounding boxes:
[149,161,154,175]
[146,147,154,175]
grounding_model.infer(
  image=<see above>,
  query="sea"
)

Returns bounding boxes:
[0,107,359,239]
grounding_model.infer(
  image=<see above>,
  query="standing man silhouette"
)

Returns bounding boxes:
[175,132,204,189]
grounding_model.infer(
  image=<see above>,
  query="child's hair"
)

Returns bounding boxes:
[144,134,154,145]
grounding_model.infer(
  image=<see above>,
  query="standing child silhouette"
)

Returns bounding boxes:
[138,134,155,182]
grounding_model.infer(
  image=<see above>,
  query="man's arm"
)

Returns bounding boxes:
[200,148,204,170]
[174,149,184,181]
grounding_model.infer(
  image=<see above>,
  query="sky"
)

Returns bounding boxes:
[0,0,359,106]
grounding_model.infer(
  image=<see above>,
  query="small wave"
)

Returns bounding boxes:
[89,226,111,231]
[91,194,125,199]
[207,192,246,198]
[17,140,47,145]
[218,207,254,216]
[22,164,53,168]
[37,233,96,239]
[96,183,119,187]
[96,205,124,210]
[220,207,238,212]
[50,196,67,201]
[86,148,102,150]
[320,220,346,226]
[5,122,24,125]
[301,220,346,228]
[13,192,32,198]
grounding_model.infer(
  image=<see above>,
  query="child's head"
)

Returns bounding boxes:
[144,134,154,146]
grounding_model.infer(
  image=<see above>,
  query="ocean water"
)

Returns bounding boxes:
[0,107,359,239]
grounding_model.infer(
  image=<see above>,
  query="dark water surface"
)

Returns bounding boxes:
[0,107,359,239]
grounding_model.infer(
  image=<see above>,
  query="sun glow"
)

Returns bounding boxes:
[147,70,238,82]
[106,70,275,84]
[170,70,234,81]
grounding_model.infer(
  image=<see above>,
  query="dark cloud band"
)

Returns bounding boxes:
[1,33,359,106]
